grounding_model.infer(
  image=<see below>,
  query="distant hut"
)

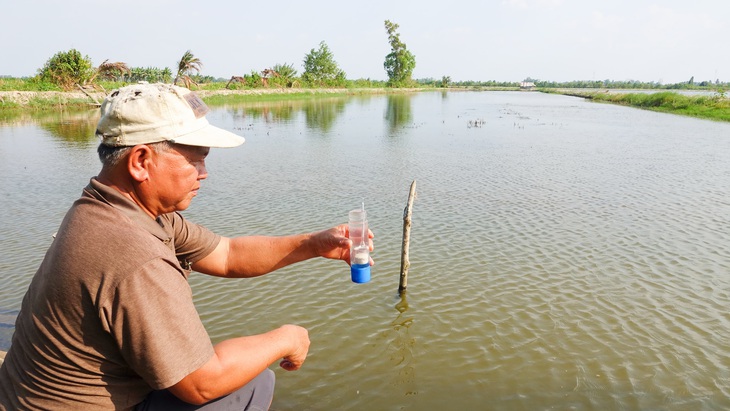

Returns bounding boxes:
[519,81,536,90]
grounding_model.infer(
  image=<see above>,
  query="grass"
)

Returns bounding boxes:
[0,77,61,92]
[200,87,419,106]
[0,77,434,110]
[561,90,730,122]
[16,77,726,123]
[0,92,102,110]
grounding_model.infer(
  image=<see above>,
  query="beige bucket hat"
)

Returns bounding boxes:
[96,83,244,148]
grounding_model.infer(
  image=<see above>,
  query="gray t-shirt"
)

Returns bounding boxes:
[0,178,220,410]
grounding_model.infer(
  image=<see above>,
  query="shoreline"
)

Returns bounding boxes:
[548,88,730,122]
[4,87,727,122]
[0,87,431,109]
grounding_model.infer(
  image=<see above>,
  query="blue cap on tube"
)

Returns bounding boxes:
[351,263,371,283]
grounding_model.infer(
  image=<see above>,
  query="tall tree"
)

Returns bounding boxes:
[175,50,203,88]
[440,75,452,88]
[384,20,416,87]
[302,41,346,87]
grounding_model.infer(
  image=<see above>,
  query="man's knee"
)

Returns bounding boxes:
[257,368,275,394]
[136,369,276,411]
[246,368,275,410]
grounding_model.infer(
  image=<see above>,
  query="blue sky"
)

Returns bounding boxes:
[2,0,728,84]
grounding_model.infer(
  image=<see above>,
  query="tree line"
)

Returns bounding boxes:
[529,78,728,90]
[21,20,417,92]
[6,17,727,94]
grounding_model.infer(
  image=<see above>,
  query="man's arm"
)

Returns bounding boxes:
[192,224,373,278]
[167,324,310,405]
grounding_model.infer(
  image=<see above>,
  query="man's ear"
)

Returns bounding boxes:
[127,145,154,182]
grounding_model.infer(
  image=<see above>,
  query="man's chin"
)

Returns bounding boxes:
[175,199,194,211]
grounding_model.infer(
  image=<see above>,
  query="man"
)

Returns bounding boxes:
[0,83,373,410]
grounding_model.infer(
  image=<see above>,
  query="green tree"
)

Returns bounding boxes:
[302,41,346,87]
[384,20,416,87]
[128,67,172,83]
[440,75,451,88]
[38,48,95,90]
[175,50,203,89]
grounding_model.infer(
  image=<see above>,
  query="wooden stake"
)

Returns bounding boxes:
[399,180,416,293]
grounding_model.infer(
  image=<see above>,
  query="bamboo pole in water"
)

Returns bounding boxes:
[399,180,416,293]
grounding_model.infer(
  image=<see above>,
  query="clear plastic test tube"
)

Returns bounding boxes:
[349,205,371,283]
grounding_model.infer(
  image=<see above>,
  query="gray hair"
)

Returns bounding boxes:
[97,141,173,168]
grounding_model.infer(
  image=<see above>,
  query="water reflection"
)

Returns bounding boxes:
[302,98,346,132]
[40,111,99,144]
[211,97,348,132]
[224,100,297,123]
[0,109,100,145]
[209,93,416,135]
[388,292,417,396]
[385,94,413,132]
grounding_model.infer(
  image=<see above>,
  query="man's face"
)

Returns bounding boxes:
[145,144,210,215]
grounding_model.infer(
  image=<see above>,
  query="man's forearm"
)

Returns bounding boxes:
[168,325,309,405]
[225,234,317,277]
[193,225,354,278]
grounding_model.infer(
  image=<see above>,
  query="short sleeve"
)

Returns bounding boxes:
[103,257,215,389]
[164,212,221,265]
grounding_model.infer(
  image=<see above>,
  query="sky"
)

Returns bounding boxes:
[2,0,728,84]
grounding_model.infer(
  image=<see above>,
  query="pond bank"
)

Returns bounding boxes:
[547,88,730,122]
[0,87,428,109]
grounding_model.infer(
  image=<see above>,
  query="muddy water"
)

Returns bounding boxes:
[1,91,729,410]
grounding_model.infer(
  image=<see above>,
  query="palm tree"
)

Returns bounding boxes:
[174,50,203,89]
[272,63,299,87]
[89,59,131,83]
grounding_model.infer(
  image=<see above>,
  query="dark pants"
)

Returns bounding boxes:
[135,369,275,411]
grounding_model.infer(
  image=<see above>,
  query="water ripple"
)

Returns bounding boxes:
[3,93,730,410]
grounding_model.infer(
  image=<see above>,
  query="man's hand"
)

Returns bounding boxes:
[312,224,375,266]
[169,324,311,405]
[194,225,375,278]
[278,324,310,371]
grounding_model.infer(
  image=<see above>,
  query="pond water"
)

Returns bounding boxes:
[1,91,730,410]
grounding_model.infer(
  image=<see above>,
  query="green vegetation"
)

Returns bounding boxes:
[3,34,730,123]
[302,41,346,87]
[38,49,95,90]
[0,77,61,91]
[580,91,730,122]
[201,88,401,106]
[383,20,416,87]
[532,78,728,90]
[1,95,99,110]
[270,63,298,88]
[127,67,173,84]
